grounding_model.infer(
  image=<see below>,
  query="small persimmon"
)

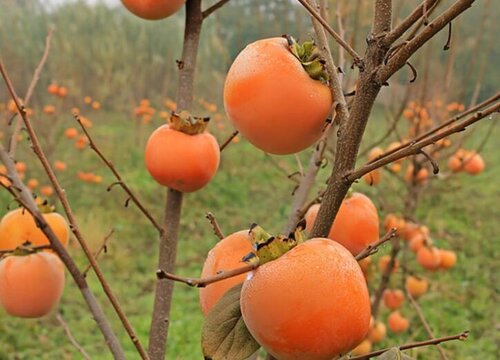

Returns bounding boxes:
[47,84,59,95]
[383,213,405,236]
[53,161,67,171]
[405,276,428,298]
[405,165,429,184]
[224,37,332,155]
[368,147,384,161]
[27,178,39,190]
[121,0,185,20]
[387,311,409,333]
[241,239,371,360]
[417,246,442,270]
[0,251,65,318]
[57,87,68,97]
[463,153,485,175]
[15,162,27,173]
[43,105,56,114]
[304,193,379,256]
[144,114,220,193]
[363,169,381,186]
[367,321,387,343]
[448,154,463,172]
[439,249,457,269]
[383,289,405,310]
[409,233,428,253]
[199,230,253,315]
[40,186,54,197]
[65,128,78,139]
[351,339,372,356]
[0,208,69,250]
[378,254,399,274]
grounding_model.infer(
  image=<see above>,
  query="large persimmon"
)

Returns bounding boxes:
[241,239,371,360]
[463,152,485,175]
[0,252,65,317]
[121,0,185,20]
[199,230,252,315]
[0,208,69,251]
[304,193,379,256]
[144,112,220,192]
[224,37,332,155]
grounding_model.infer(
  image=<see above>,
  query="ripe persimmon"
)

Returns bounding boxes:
[351,339,372,356]
[0,208,69,250]
[224,37,332,155]
[387,311,409,333]
[463,152,485,175]
[144,113,220,192]
[439,249,457,269]
[47,84,59,95]
[448,154,463,172]
[304,193,379,256]
[405,276,428,298]
[0,251,65,318]
[405,165,429,184]
[199,230,253,315]
[54,161,67,171]
[65,128,78,139]
[27,178,39,190]
[121,0,185,20]
[363,169,381,186]
[383,213,405,236]
[383,289,405,310]
[367,320,387,343]
[241,239,371,360]
[417,246,441,270]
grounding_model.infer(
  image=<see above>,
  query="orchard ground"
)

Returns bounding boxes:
[0,108,497,359]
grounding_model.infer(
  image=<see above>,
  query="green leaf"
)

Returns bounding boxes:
[202,283,260,360]
[376,348,415,360]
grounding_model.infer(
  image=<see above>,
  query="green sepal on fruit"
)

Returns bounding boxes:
[284,35,329,82]
[7,241,47,258]
[242,220,307,266]
[168,110,210,135]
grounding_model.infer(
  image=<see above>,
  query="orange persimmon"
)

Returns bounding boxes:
[121,0,185,20]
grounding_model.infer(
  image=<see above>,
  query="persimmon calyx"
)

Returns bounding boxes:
[284,35,329,82]
[8,242,50,257]
[242,223,306,266]
[168,110,210,135]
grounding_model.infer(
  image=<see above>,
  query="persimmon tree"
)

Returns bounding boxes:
[0,0,498,359]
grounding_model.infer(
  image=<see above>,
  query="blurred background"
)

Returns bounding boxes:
[0,0,498,359]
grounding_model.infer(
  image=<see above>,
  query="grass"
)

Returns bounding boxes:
[0,106,497,359]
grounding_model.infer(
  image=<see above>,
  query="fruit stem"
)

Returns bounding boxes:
[168,110,210,135]
[284,35,329,82]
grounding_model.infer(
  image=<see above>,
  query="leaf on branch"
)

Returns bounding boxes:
[376,347,415,359]
[202,284,260,360]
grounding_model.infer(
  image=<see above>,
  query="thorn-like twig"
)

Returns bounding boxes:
[205,212,224,240]
[202,0,231,19]
[83,229,115,277]
[443,22,452,50]
[355,228,398,261]
[349,331,469,359]
[419,149,440,174]
[56,312,91,360]
[156,263,257,288]
[219,130,239,152]
[406,61,418,83]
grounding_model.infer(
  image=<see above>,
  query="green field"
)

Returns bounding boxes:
[0,107,497,359]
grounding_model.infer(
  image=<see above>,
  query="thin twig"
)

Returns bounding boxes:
[355,228,398,261]
[9,29,54,156]
[56,312,92,360]
[156,263,257,288]
[202,0,231,18]
[296,0,363,68]
[205,212,224,240]
[0,244,52,256]
[219,130,239,151]
[406,291,449,360]
[0,60,148,360]
[82,229,115,277]
[74,113,163,234]
[349,331,469,359]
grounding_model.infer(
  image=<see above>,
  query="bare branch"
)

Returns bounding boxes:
[0,60,148,360]
[297,0,363,68]
[82,228,115,277]
[9,29,54,156]
[205,212,224,240]
[74,113,163,234]
[156,262,257,288]
[202,0,231,19]
[349,331,469,359]
[219,130,239,151]
[56,313,92,360]
[355,228,398,261]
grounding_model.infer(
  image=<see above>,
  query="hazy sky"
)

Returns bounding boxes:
[41,0,121,6]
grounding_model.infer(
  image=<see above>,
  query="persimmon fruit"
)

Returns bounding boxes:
[351,339,372,356]
[0,252,65,318]
[121,0,185,20]
[439,249,457,269]
[383,289,405,310]
[388,311,409,333]
[240,239,371,360]
[417,246,442,271]
[0,208,69,250]
[304,193,379,256]
[378,254,399,274]
[144,117,220,192]
[224,37,332,155]
[367,320,387,343]
[406,276,428,298]
[463,152,485,175]
[199,230,253,315]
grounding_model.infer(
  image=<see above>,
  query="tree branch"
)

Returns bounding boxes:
[202,0,231,19]
[56,312,92,360]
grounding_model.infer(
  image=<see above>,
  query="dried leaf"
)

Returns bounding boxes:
[202,283,260,360]
[377,347,415,360]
